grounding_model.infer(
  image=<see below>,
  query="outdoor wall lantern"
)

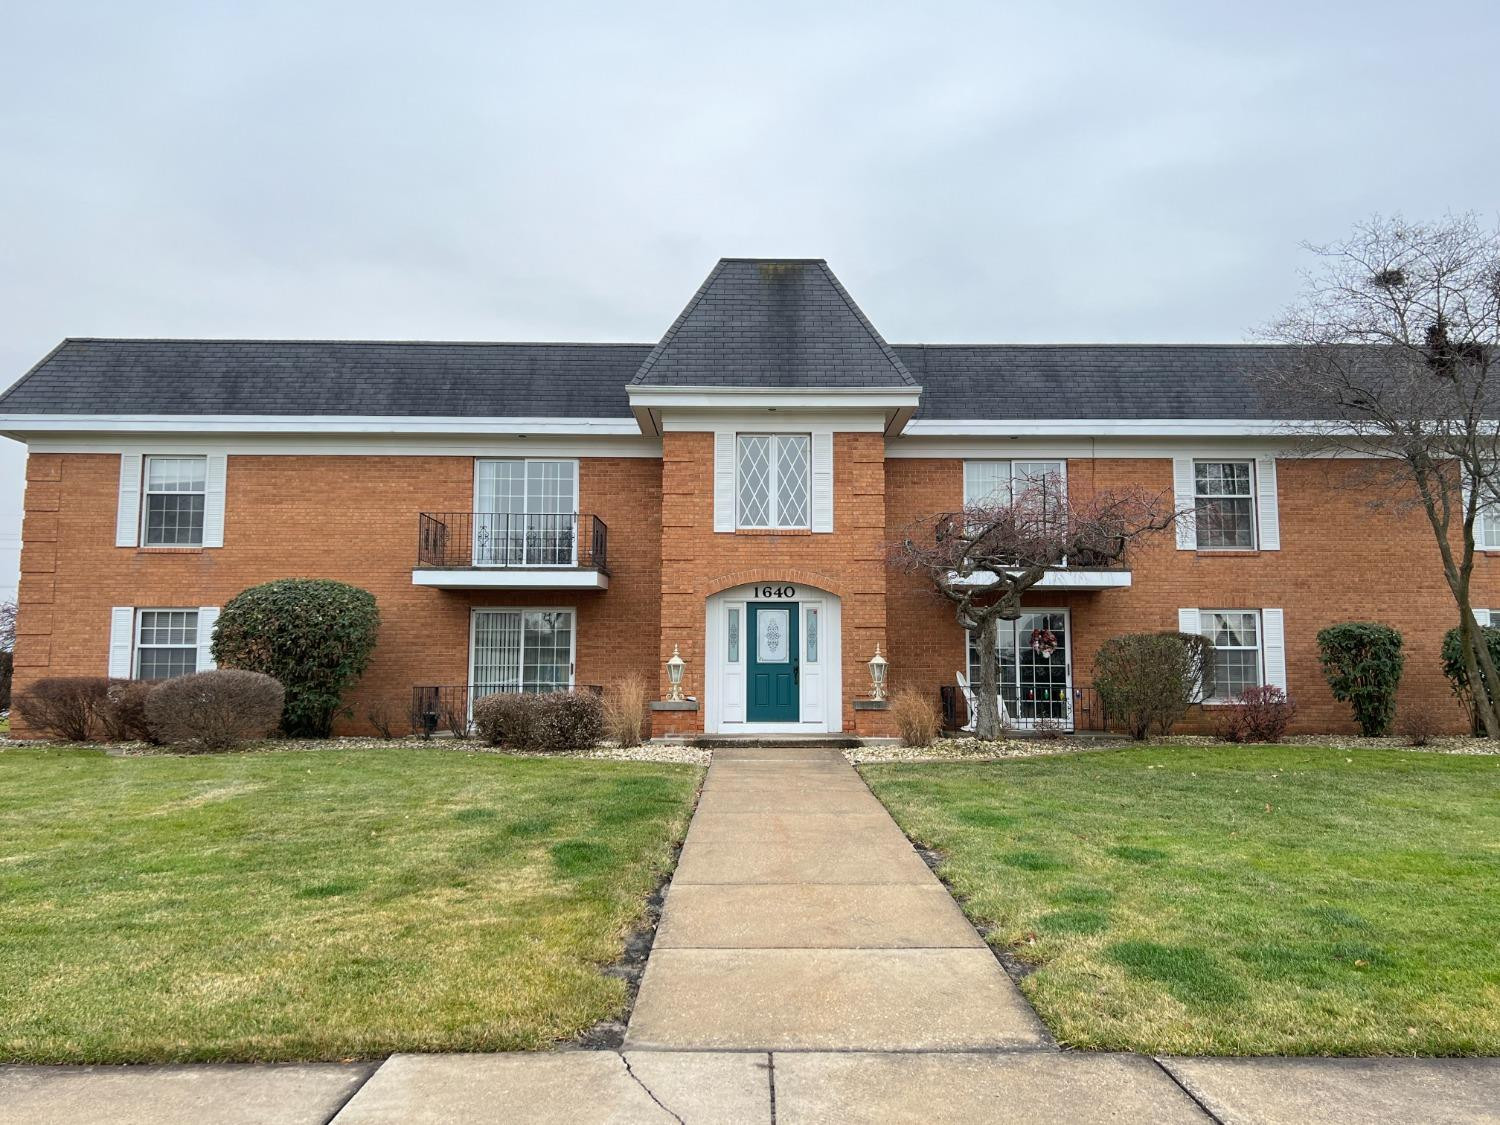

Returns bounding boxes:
[666,644,686,702]
[868,644,889,701]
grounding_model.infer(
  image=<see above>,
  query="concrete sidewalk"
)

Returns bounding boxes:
[5,747,1499,1123]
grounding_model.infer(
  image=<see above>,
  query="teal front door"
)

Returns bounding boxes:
[747,602,799,722]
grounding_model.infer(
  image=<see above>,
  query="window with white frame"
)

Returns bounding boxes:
[135,609,199,679]
[963,460,1065,508]
[474,459,578,565]
[1478,505,1500,550]
[142,456,207,547]
[1194,461,1256,549]
[471,609,574,696]
[737,434,810,529]
[1200,610,1262,700]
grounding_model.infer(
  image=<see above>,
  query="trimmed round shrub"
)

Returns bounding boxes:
[472,691,603,751]
[211,579,380,737]
[1440,623,1500,730]
[99,680,157,743]
[1093,633,1210,740]
[144,669,284,752]
[1316,622,1403,736]
[15,676,111,741]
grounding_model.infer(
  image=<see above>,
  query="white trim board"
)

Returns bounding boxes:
[413,568,608,590]
[0,414,644,437]
[27,435,663,458]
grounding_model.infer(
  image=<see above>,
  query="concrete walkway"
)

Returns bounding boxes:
[625,745,1046,1051]
[5,748,1500,1123]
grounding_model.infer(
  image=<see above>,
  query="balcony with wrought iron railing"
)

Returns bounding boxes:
[412,512,610,590]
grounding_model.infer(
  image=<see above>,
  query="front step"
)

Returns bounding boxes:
[671,734,864,749]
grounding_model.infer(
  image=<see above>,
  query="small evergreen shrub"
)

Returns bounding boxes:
[99,680,157,743]
[0,649,12,713]
[602,675,649,747]
[890,687,940,746]
[1093,632,1211,739]
[1316,622,1404,735]
[211,579,380,737]
[1440,624,1500,730]
[145,669,283,752]
[472,691,603,751]
[1212,685,1297,743]
[15,676,111,741]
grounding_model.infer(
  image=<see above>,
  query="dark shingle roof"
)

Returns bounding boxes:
[893,344,1290,420]
[630,259,916,389]
[0,339,652,417]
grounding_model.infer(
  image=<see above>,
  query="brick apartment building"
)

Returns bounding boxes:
[0,258,1489,738]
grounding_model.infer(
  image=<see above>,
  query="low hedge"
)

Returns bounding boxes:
[144,670,284,752]
[472,690,604,752]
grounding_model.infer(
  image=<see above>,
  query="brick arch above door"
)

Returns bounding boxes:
[695,566,851,601]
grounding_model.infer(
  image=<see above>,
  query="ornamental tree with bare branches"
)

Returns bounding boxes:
[1257,213,1500,736]
[889,478,1179,738]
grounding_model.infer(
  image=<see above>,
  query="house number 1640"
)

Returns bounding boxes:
[754,585,797,598]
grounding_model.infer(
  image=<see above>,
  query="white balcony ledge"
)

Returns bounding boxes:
[949,568,1132,591]
[412,567,610,591]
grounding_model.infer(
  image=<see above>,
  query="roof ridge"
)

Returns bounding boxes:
[56,337,655,348]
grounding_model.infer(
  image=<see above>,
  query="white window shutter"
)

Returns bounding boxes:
[1173,458,1196,550]
[1256,457,1280,551]
[811,431,833,533]
[713,431,736,533]
[1178,607,1201,636]
[115,453,142,547]
[109,607,135,678]
[202,454,228,548]
[1262,608,1287,692]
[197,607,220,671]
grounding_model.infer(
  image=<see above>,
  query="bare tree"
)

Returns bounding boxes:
[889,478,1178,738]
[1258,213,1500,736]
[0,599,15,652]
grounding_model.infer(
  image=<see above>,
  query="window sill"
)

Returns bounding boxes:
[134,547,207,555]
[1195,549,1261,558]
[732,528,813,537]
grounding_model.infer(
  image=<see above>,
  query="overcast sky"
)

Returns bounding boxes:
[3,1,1498,601]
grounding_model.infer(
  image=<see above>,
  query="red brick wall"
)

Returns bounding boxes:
[10,452,662,736]
[886,456,1500,734]
[14,446,1496,739]
[655,431,896,736]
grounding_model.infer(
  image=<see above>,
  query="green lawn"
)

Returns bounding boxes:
[863,746,1500,1056]
[0,746,700,1063]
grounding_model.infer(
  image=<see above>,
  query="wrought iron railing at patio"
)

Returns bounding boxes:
[416,512,608,572]
[940,684,1110,734]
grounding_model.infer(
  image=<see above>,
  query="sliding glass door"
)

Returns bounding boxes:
[471,609,575,699]
[967,610,1072,729]
[474,460,578,565]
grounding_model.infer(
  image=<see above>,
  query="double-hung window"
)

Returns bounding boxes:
[1194,461,1256,550]
[737,434,810,529]
[1200,610,1262,700]
[135,609,200,679]
[471,609,575,696]
[142,456,207,547]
